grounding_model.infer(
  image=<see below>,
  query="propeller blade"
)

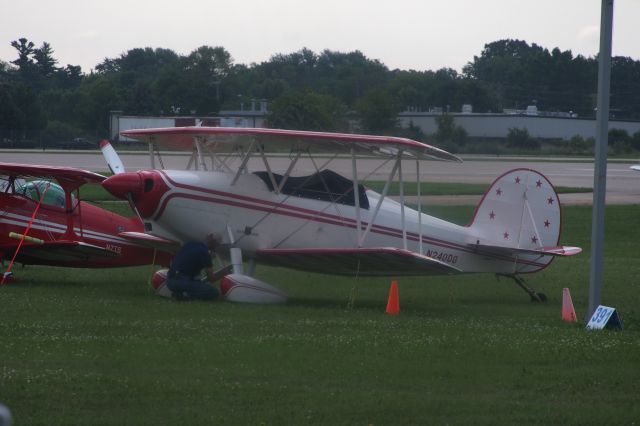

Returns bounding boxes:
[100,140,125,175]
[125,192,144,223]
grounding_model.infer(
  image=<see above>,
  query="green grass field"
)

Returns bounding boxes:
[1,205,639,425]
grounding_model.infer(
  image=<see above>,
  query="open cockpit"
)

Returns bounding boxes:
[253,169,370,209]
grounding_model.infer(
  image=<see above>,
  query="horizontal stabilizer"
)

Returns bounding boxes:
[118,232,181,253]
[255,247,461,276]
[467,243,582,258]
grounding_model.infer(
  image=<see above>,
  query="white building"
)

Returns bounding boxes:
[109,103,640,142]
[398,109,640,140]
[109,104,269,142]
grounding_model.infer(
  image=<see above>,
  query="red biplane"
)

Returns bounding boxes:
[0,163,172,281]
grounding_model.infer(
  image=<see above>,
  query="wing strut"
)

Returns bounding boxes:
[359,154,401,247]
[73,186,83,238]
[1,182,51,285]
[186,149,196,170]
[207,142,233,173]
[231,141,255,185]
[258,146,279,194]
[149,140,156,169]
[147,139,166,170]
[308,153,346,222]
[398,150,407,250]
[276,151,302,193]
[194,137,208,171]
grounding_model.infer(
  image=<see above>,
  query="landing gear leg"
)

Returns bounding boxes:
[230,247,244,274]
[246,258,256,277]
[497,274,547,302]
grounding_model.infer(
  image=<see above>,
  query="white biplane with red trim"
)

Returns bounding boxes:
[101,127,581,302]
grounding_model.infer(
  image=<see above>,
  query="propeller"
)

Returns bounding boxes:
[125,191,144,223]
[99,140,144,222]
[99,140,125,175]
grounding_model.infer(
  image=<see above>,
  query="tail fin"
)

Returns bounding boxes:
[468,169,579,273]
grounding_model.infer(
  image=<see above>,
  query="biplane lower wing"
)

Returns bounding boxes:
[117,232,181,253]
[467,243,582,258]
[255,247,462,276]
[1,240,119,263]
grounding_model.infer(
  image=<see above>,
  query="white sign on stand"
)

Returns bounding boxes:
[586,305,623,330]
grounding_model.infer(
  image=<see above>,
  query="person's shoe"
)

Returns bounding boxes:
[171,291,193,301]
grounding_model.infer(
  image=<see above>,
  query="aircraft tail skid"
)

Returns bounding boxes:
[466,169,570,269]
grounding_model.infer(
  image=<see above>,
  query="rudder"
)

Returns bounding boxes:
[469,168,562,253]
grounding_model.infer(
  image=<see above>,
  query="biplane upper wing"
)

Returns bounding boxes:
[121,127,462,162]
[255,247,462,276]
[0,162,106,186]
[0,240,118,263]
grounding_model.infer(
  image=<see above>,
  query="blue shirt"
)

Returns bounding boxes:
[169,241,213,278]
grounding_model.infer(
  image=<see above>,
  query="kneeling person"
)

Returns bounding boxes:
[167,234,222,301]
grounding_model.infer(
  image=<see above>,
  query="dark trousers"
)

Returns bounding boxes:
[167,275,219,301]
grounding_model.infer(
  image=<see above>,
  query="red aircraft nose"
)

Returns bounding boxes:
[102,171,170,218]
[102,172,143,200]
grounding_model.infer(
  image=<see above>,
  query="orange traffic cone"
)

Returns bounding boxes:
[562,287,577,322]
[385,280,400,315]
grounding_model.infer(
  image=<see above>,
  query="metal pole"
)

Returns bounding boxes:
[416,160,423,255]
[398,154,407,250]
[351,148,362,246]
[149,141,156,169]
[588,0,614,320]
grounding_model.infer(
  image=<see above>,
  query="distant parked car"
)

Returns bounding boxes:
[62,138,97,150]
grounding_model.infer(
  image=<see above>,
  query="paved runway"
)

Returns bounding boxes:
[3,150,640,205]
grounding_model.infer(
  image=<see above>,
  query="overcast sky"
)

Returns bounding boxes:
[1,0,638,73]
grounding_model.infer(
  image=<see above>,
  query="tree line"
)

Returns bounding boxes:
[1,37,640,148]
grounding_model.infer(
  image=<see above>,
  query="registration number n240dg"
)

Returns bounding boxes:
[425,249,458,264]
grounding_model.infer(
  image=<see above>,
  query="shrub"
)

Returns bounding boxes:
[435,114,467,146]
[567,135,594,155]
[506,127,540,150]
